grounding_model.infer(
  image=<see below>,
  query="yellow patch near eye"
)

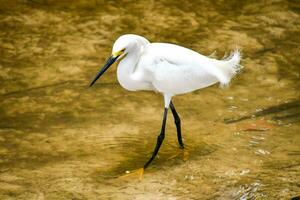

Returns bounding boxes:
[112,51,120,57]
[112,49,125,57]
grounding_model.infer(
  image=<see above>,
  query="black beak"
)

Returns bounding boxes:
[89,55,119,87]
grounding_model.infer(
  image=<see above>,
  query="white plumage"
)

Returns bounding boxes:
[113,34,241,107]
[90,34,241,172]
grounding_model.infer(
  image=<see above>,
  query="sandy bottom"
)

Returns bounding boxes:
[0,0,299,199]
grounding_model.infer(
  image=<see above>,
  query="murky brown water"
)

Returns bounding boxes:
[0,0,299,199]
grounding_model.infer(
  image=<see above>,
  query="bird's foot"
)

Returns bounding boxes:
[118,168,144,181]
[168,147,189,161]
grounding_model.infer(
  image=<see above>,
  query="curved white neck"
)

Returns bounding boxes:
[117,50,140,91]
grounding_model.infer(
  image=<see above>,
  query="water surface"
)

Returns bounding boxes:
[0,0,299,199]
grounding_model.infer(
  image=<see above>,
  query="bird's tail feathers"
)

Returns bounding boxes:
[212,49,242,87]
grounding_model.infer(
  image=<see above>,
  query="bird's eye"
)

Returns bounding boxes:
[121,48,125,52]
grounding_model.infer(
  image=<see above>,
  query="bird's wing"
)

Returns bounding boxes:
[138,43,240,94]
[137,44,220,95]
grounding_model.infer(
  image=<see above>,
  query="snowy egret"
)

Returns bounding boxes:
[90,34,241,175]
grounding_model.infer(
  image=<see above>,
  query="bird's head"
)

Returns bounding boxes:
[89,36,131,87]
[89,34,149,87]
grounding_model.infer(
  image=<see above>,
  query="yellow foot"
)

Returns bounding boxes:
[118,168,144,181]
[168,148,189,161]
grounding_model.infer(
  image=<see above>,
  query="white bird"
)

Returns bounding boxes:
[90,34,241,175]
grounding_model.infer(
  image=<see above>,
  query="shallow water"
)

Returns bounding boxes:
[0,0,299,199]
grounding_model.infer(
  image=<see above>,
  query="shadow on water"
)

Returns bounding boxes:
[0,80,118,100]
[93,138,219,180]
[224,99,300,124]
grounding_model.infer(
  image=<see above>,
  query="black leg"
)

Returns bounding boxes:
[170,101,184,148]
[144,107,168,169]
